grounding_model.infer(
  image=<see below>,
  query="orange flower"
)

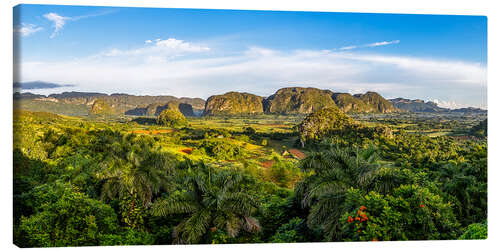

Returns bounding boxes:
[348,216,354,223]
[420,204,425,208]
[360,205,367,211]
[355,217,361,221]
[357,230,360,233]
[372,238,378,242]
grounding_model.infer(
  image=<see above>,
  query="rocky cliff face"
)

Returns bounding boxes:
[202,88,398,116]
[353,92,398,113]
[389,98,447,112]
[162,101,195,116]
[204,92,264,115]
[263,87,337,114]
[332,93,375,113]
[16,91,204,116]
[89,99,116,115]
[125,101,195,117]
[14,88,406,117]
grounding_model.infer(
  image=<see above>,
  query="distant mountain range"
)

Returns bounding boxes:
[13,87,486,117]
[389,98,487,114]
[13,81,74,90]
[14,91,205,117]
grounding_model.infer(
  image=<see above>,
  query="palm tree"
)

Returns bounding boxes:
[295,145,382,241]
[98,136,174,228]
[151,164,261,244]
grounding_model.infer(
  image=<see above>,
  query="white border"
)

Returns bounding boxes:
[1,1,497,250]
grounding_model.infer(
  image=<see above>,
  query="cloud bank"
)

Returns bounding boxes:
[16,38,487,108]
[13,81,74,90]
[101,38,210,63]
[14,23,43,37]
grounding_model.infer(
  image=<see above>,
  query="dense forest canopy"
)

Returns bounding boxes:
[13,100,487,246]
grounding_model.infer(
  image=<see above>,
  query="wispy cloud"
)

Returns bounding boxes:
[16,40,486,108]
[43,13,69,38]
[100,38,210,63]
[339,40,400,50]
[44,10,114,38]
[13,23,43,37]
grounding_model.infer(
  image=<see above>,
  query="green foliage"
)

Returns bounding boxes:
[97,134,176,228]
[157,109,188,128]
[295,146,383,240]
[267,154,302,188]
[298,107,355,146]
[90,99,116,115]
[199,139,246,160]
[354,92,398,113]
[17,183,120,247]
[243,126,257,135]
[340,186,459,241]
[332,93,375,113]
[435,162,487,226]
[258,192,294,238]
[12,109,488,246]
[15,99,90,116]
[459,221,487,240]
[470,119,487,137]
[98,229,155,246]
[151,166,261,244]
[270,217,307,243]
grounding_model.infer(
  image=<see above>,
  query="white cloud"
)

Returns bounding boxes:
[155,38,210,52]
[366,40,400,47]
[17,43,487,108]
[43,13,70,38]
[340,40,400,50]
[13,23,43,37]
[432,99,470,109]
[100,38,210,61]
[43,11,113,38]
[342,53,487,86]
[339,45,357,50]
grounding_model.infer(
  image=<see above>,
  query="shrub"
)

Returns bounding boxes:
[199,139,246,160]
[340,185,459,241]
[17,183,120,247]
[459,221,487,240]
[157,109,188,128]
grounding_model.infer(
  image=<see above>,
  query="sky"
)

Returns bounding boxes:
[13,4,487,109]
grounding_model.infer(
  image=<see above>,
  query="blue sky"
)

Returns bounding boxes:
[13,4,487,109]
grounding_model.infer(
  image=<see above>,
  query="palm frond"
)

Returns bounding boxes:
[151,197,198,217]
[182,209,212,244]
